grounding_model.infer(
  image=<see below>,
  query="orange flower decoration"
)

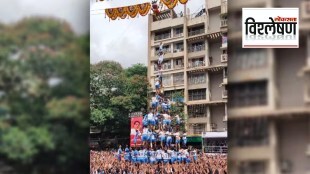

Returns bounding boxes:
[179,0,188,4]
[137,3,151,16]
[161,0,178,9]
[124,5,139,18]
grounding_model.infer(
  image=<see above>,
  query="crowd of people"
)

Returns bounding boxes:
[90,150,227,174]
[89,42,227,173]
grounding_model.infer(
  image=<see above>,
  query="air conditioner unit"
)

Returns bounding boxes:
[301,1,310,19]
[221,54,228,63]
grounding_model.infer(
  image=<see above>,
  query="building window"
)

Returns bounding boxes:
[188,73,206,85]
[192,124,205,134]
[164,90,183,102]
[188,57,205,68]
[174,27,183,37]
[173,73,184,85]
[229,117,269,147]
[188,42,205,52]
[238,161,266,174]
[162,60,172,70]
[188,105,207,118]
[174,58,183,68]
[229,81,267,108]
[231,49,267,70]
[162,74,172,87]
[188,26,205,36]
[154,31,171,41]
[189,89,206,101]
[174,42,184,52]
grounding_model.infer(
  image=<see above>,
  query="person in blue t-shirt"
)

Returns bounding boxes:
[117,145,122,161]
[124,145,130,161]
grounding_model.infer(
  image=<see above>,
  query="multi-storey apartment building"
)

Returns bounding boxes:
[228,0,310,173]
[147,0,228,136]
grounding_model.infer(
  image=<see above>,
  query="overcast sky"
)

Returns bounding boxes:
[0,0,89,35]
[90,0,204,67]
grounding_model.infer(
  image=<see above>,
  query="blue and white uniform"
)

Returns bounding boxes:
[159,131,165,142]
[162,152,169,163]
[166,132,172,147]
[150,131,156,142]
[124,148,130,161]
[170,150,177,163]
[156,149,162,162]
[182,133,187,146]
[149,150,156,164]
[161,103,168,112]
[147,112,155,125]
[174,132,180,144]
[192,150,198,162]
[177,152,182,163]
[163,114,171,125]
[142,128,149,142]
[155,80,160,89]
[151,97,158,109]
[131,150,136,163]
[117,148,122,161]
[143,114,148,127]
[137,150,145,163]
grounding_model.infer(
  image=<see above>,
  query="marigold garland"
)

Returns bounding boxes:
[105,8,118,20]
[104,0,188,20]
[161,0,178,9]
[124,5,139,18]
[178,0,188,4]
[137,3,151,16]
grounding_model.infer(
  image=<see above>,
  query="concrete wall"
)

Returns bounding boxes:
[278,117,310,174]
[207,0,221,9]
[275,40,306,108]
[210,71,223,101]
[210,105,226,131]
[209,41,222,65]
[208,9,221,33]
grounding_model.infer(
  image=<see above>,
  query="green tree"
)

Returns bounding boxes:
[90,61,149,139]
[0,18,89,174]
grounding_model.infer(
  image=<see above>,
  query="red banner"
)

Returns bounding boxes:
[130,116,143,147]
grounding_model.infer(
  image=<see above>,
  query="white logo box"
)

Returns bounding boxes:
[242,8,299,48]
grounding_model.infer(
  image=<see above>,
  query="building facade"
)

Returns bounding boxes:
[147,0,228,135]
[228,0,310,173]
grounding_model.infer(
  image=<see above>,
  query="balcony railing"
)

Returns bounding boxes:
[221,54,228,62]
[188,76,206,85]
[174,64,184,69]
[221,19,227,27]
[154,64,172,71]
[204,146,228,154]
[188,45,205,53]
[188,113,207,118]
[155,48,171,55]
[173,47,184,53]
[188,60,205,69]
[173,79,184,85]
[154,33,171,41]
[174,32,184,37]
[188,29,205,37]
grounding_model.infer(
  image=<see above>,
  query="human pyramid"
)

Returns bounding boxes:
[132,42,186,150]
[117,42,192,164]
